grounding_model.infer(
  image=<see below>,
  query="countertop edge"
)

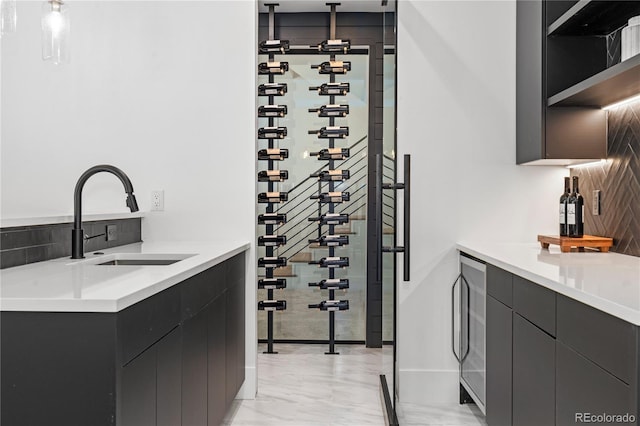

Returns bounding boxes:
[1,212,147,228]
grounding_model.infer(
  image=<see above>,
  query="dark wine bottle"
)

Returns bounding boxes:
[567,176,584,238]
[258,61,289,75]
[308,126,349,139]
[308,256,349,268]
[308,300,349,311]
[258,127,287,139]
[258,105,287,118]
[258,300,287,311]
[258,83,288,96]
[316,39,351,53]
[309,82,350,96]
[308,212,349,225]
[311,60,351,74]
[258,256,287,268]
[308,235,349,247]
[308,278,350,290]
[310,192,350,204]
[258,170,288,182]
[258,278,287,290]
[559,177,571,237]
[258,235,287,247]
[258,212,287,225]
[258,148,289,161]
[310,148,350,160]
[258,39,290,54]
[308,104,349,117]
[311,169,350,182]
[258,192,288,203]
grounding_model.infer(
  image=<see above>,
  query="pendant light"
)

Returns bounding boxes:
[0,0,17,36]
[42,0,69,64]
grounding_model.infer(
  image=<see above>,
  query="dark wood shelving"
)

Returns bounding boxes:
[548,0,640,36]
[548,53,640,107]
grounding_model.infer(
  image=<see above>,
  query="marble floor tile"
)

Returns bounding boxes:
[396,402,487,426]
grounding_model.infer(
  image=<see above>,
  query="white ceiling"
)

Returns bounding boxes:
[257,0,394,14]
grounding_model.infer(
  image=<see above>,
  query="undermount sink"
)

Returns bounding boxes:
[71,252,196,266]
[97,259,183,266]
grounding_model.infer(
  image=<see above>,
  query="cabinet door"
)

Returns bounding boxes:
[486,296,512,426]
[121,345,156,426]
[208,293,227,426]
[157,327,182,426]
[182,311,208,426]
[513,313,555,426]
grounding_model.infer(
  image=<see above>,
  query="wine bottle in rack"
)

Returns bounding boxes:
[559,177,571,237]
[258,105,288,118]
[308,300,350,311]
[258,148,289,161]
[309,82,350,96]
[567,176,584,238]
[258,127,287,139]
[258,300,287,311]
[258,235,287,247]
[311,169,350,181]
[258,212,287,225]
[259,278,287,290]
[308,212,350,225]
[310,192,350,203]
[258,192,288,203]
[258,83,288,96]
[316,39,351,53]
[308,104,349,117]
[308,126,349,139]
[258,257,288,268]
[258,39,290,54]
[308,278,350,290]
[311,60,351,74]
[258,170,289,182]
[258,61,289,75]
[309,257,350,268]
[308,235,349,247]
[310,148,350,160]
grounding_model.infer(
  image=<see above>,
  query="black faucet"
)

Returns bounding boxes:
[72,165,139,259]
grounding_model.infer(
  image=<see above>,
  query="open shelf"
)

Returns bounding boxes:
[548,53,640,107]
[548,0,640,36]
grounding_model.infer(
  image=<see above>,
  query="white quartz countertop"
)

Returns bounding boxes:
[0,241,250,312]
[457,242,640,325]
[0,212,147,228]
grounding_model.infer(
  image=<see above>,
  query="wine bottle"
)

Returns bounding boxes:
[309,256,349,268]
[258,256,287,268]
[316,39,351,53]
[308,278,350,290]
[559,177,571,237]
[258,212,287,225]
[258,192,288,203]
[258,127,287,139]
[258,278,287,290]
[258,300,287,311]
[258,39,290,54]
[308,235,349,247]
[258,83,288,96]
[258,61,289,75]
[311,169,350,182]
[308,212,349,225]
[310,192,350,204]
[311,60,351,74]
[258,148,289,161]
[258,234,287,247]
[258,105,287,118]
[567,176,584,238]
[258,170,288,182]
[310,148,350,160]
[308,300,349,311]
[309,82,350,96]
[308,104,349,118]
[308,126,349,139]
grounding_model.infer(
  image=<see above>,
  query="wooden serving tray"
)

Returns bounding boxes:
[538,235,613,253]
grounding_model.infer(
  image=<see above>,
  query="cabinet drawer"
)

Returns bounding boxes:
[557,295,636,385]
[181,263,226,320]
[487,264,513,308]
[513,275,556,336]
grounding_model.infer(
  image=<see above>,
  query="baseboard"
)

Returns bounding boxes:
[398,369,459,405]
[235,366,257,399]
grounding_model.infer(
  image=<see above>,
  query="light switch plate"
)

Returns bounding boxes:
[106,225,117,241]
[592,190,601,215]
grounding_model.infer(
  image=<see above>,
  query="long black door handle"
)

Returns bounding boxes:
[376,154,383,283]
[403,154,410,281]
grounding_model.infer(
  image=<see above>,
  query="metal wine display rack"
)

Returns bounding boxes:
[307,2,351,355]
[257,3,289,355]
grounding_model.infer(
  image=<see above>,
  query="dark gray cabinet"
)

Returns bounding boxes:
[486,295,512,426]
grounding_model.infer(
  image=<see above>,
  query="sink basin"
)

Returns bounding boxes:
[97,259,183,266]
[71,252,196,266]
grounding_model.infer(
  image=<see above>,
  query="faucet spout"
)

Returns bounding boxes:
[72,165,139,259]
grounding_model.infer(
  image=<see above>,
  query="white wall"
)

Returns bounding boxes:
[396,0,568,404]
[1,0,257,398]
